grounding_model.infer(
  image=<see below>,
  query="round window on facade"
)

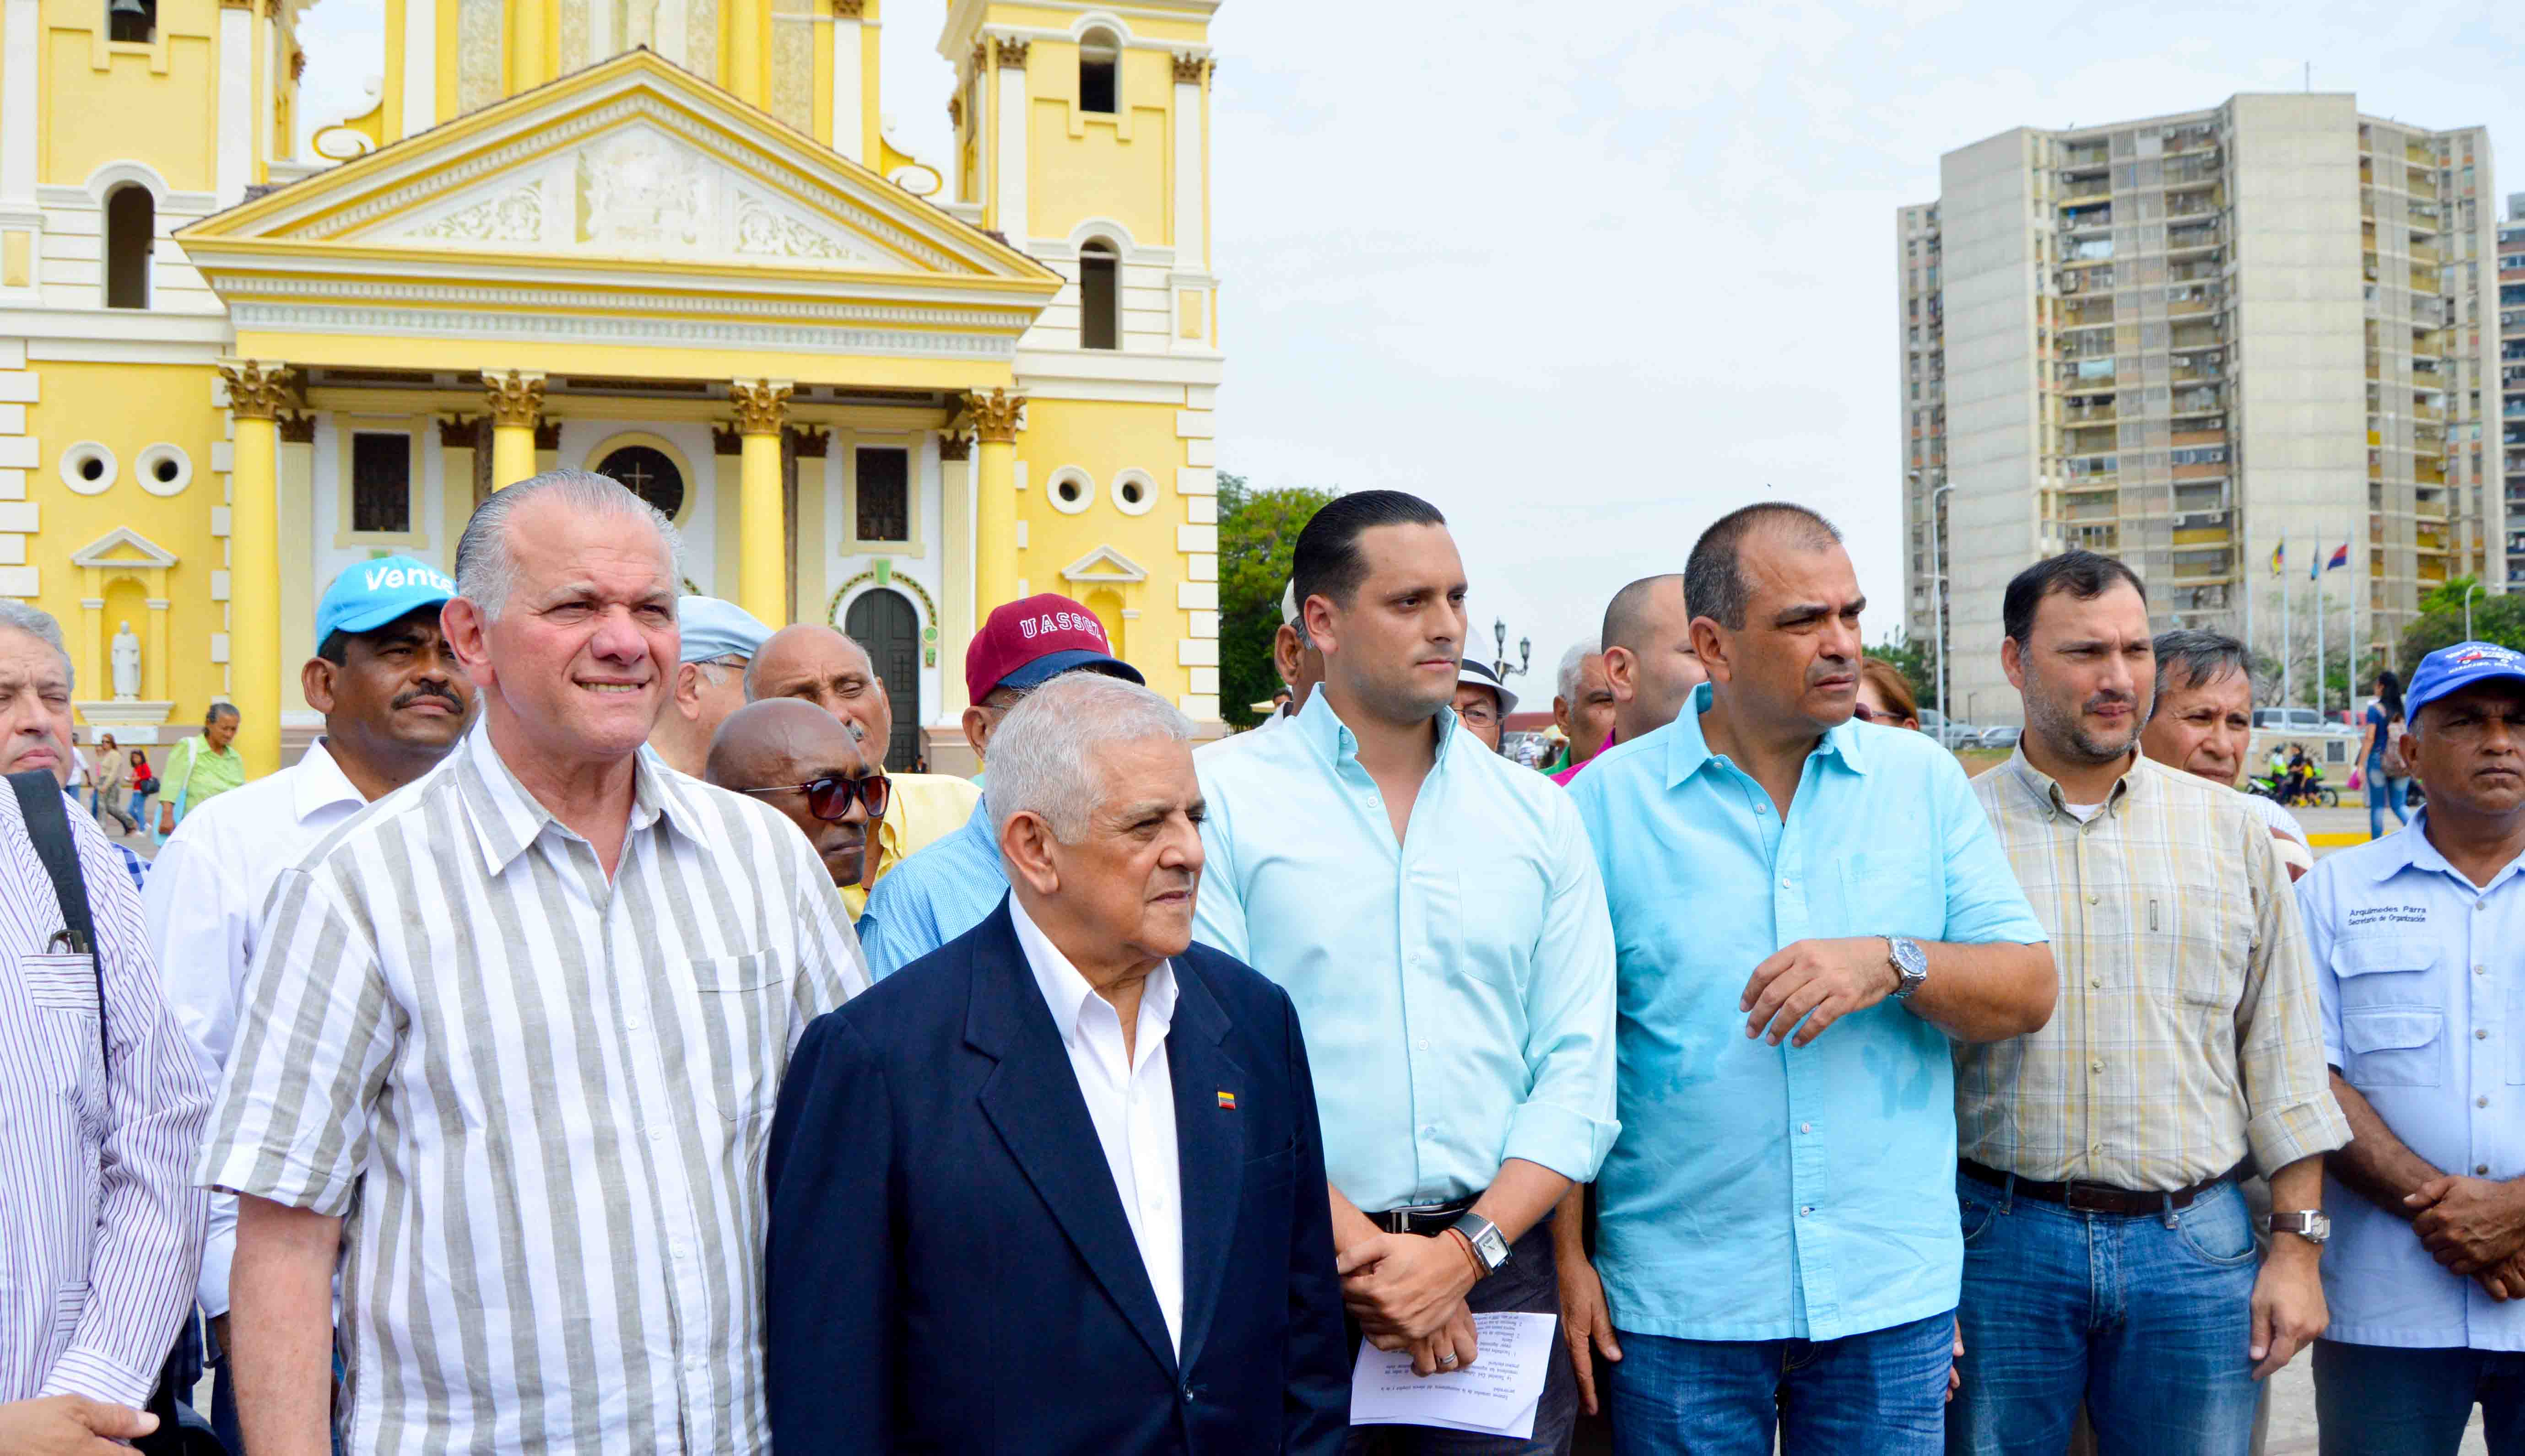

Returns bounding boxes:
[1047,468,1093,515]
[597,445,686,520]
[135,443,192,497]
[59,442,117,495]
[1111,470,1156,516]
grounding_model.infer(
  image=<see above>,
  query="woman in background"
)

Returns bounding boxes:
[1855,656,1922,732]
[2356,668,2411,840]
[91,733,137,832]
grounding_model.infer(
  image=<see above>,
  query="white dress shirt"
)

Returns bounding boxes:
[0,779,210,1407]
[1009,895,1185,1355]
[141,738,371,1317]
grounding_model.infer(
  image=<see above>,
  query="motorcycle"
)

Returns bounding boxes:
[2247,764,2339,809]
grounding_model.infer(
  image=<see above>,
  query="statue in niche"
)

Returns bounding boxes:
[111,620,141,701]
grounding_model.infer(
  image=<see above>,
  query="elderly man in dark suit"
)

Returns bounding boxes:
[766,670,1350,1456]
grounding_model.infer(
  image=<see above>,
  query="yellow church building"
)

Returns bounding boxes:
[0,0,1226,775]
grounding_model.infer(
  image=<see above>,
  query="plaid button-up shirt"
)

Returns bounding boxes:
[1960,750,2347,1191]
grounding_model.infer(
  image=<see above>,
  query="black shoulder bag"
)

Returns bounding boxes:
[7,770,215,1456]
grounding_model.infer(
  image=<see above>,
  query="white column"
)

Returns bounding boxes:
[829,16,861,164]
[0,0,36,203]
[215,4,254,206]
[995,59,1027,242]
[1171,73,1204,268]
[403,0,439,137]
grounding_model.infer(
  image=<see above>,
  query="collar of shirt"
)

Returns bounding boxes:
[289,739,370,823]
[457,725,700,874]
[2360,809,2525,892]
[1290,685,1465,775]
[1008,893,1178,1066]
[1994,743,2142,821]
[1659,681,1872,788]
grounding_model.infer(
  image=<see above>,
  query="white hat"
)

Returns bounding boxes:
[1456,657,1519,718]
[1280,580,1300,628]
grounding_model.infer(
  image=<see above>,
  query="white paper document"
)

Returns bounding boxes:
[1348,1310,1557,1438]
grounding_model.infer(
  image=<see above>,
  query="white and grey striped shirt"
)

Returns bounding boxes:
[0,778,211,1409]
[199,722,868,1453]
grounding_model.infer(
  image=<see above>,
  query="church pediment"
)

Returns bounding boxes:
[174,51,1059,378]
[1060,545,1150,585]
[71,528,179,571]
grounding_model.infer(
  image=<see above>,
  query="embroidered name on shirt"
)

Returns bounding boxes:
[2346,905,2429,928]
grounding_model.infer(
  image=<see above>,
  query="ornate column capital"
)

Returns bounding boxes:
[276,410,316,444]
[729,378,795,437]
[832,0,863,15]
[788,424,829,458]
[481,369,546,428]
[437,413,481,448]
[962,388,1025,444]
[216,359,296,420]
[1173,54,1211,84]
[992,36,1028,69]
[937,431,973,463]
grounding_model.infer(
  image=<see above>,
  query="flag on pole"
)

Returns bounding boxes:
[2326,543,2350,572]
[2311,541,2321,581]
[2271,541,2285,577]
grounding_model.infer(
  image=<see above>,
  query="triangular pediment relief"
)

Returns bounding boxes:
[1060,545,1149,584]
[71,528,178,571]
[180,50,1050,284]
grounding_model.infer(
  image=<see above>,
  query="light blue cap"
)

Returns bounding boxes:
[316,555,454,644]
[678,596,772,664]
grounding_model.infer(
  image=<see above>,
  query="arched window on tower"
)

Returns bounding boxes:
[1079,238,1119,350]
[105,0,153,43]
[1078,27,1119,114]
[103,185,153,310]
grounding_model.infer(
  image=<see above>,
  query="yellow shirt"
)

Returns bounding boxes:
[841,772,984,919]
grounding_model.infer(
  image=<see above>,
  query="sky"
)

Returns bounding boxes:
[290,0,2525,702]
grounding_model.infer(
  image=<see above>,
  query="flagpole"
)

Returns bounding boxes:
[2315,551,2326,721]
[2282,540,2293,709]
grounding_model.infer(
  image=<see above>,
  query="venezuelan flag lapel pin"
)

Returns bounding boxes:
[1217,1090,1237,1110]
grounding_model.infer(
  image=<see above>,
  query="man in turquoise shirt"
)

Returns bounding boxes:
[1196,491,1617,1453]
[1562,503,2053,1455]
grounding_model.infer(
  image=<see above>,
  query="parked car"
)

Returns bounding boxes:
[1917,707,1983,748]
[2251,706,2353,736]
[1977,725,2022,750]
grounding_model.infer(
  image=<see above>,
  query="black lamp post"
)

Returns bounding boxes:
[1492,618,1532,681]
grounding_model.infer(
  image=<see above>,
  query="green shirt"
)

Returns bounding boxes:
[167,734,248,811]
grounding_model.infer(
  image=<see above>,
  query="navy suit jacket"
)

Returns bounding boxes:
[766,901,1349,1455]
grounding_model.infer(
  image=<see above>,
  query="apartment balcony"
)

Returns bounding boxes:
[2168,223,2224,253]
[2060,144,2110,170]
[2406,141,2438,166]
[2061,205,2113,232]
[2172,428,2226,448]
[2168,363,2224,383]
[2411,243,2444,269]
[2172,526,2233,547]
[2417,528,2451,554]
[2168,295,2221,319]
[2419,561,2450,585]
[2414,401,2447,423]
[2062,474,2119,494]
[2060,180,2111,205]
[2062,401,2119,424]
[2165,189,2227,223]
[2170,387,2226,415]
[2417,462,2449,485]
[2173,462,2230,482]
[2165,128,2219,156]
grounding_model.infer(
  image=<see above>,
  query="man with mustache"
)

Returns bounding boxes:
[144,553,475,1450]
[1558,504,2053,1453]
[2293,642,2525,1454]
[706,698,885,891]
[1950,551,2347,1453]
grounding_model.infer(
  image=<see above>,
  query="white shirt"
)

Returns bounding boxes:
[1009,895,1185,1356]
[141,739,370,1316]
[0,781,210,1408]
[198,726,864,1453]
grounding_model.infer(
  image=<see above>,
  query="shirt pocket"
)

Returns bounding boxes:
[1834,850,1938,940]
[690,951,781,1123]
[18,953,105,1122]
[1439,867,1543,993]
[2332,939,2444,1089]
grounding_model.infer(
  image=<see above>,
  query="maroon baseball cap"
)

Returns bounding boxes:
[966,593,1145,703]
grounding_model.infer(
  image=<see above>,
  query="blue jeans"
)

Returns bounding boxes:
[2368,758,2411,838]
[1948,1172,2259,1455]
[1606,1309,1952,1456]
[2313,1339,2525,1455]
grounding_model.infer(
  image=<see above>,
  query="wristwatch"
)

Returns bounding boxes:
[1886,935,1929,1001]
[1448,1212,1514,1276]
[2267,1210,2331,1245]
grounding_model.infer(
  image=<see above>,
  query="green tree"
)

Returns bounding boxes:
[1217,474,1336,727]
[1866,629,1937,711]
[2398,575,2525,666]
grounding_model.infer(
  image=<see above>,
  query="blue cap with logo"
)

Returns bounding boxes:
[677,597,773,665]
[2405,640,2525,722]
[317,555,455,645]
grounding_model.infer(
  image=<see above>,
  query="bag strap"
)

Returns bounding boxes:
[8,769,104,1070]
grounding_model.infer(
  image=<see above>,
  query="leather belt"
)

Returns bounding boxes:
[1370,1197,1475,1236]
[1960,1159,2233,1216]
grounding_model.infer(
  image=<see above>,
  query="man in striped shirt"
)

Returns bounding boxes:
[200,472,869,1455]
[0,614,210,1449]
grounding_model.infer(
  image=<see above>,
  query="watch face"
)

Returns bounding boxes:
[1892,937,1929,976]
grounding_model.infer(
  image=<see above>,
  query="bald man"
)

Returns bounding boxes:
[1599,573,1707,746]
[705,698,884,889]
[746,622,982,915]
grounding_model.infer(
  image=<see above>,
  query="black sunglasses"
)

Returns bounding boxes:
[741,772,891,822]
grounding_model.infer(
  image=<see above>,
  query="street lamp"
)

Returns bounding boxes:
[1491,618,1532,681]
[1925,480,1955,734]
[2464,580,2482,641]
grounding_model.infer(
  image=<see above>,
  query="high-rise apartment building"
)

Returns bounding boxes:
[1900,94,2500,725]
[2503,193,2525,588]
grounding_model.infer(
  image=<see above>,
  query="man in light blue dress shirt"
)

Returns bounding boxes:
[1562,504,2054,1456]
[1195,491,1618,1454]
[2298,642,2525,1455]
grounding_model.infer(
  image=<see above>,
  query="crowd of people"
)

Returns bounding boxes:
[2,470,2523,1456]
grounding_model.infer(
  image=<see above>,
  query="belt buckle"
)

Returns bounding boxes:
[2062,1181,2115,1213]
